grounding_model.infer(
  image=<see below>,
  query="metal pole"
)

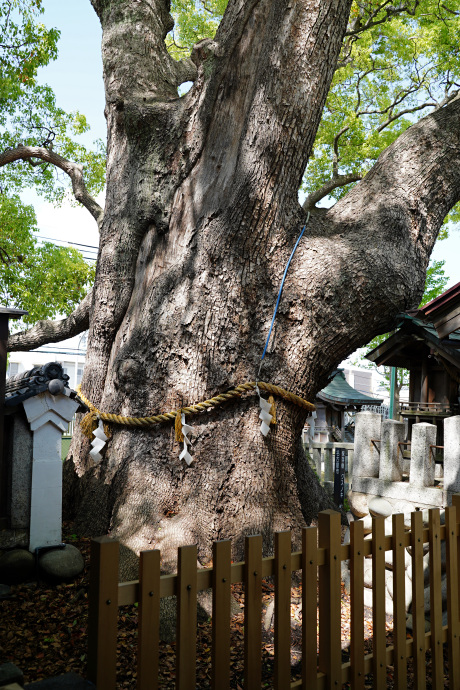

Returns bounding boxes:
[389,366,397,420]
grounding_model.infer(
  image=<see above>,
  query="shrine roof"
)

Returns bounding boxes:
[317,369,383,406]
[366,313,460,370]
[408,281,460,339]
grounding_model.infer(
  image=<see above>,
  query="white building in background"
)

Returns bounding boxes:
[340,364,409,406]
[7,338,407,408]
[7,332,87,390]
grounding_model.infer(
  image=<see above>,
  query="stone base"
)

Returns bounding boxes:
[25,673,94,689]
[352,477,445,507]
[38,544,84,583]
[0,528,28,550]
[0,548,35,584]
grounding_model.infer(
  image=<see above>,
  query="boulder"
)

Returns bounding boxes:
[360,515,373,534]
[25,672,94,689]
[0,662,24,687]
[385,570,413,610]
[406,614,431,633]
[0,584,11,600]
[38,545,84,583]
[385,547,411,570]
[392,501,416,521]
[363,560,373,588]
[363,516,393,542]
[422,573,447,613]
[368,496,392,518]
[348,491,369,518]
[362,586,394,616]
[0,548,35,584]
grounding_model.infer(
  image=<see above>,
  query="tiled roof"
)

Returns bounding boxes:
[318,369,383,406]
[4,362,87,409]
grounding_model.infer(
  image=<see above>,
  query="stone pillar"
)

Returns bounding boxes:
[409,422,437,488]
[23,392,79,552]
[8,412,33,529]
[444,416,460,495]
[379,419,405,481]
[353,411,382,478]
[324,447,333,483]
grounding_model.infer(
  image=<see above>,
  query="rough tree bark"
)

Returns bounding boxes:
[6,0,460,577]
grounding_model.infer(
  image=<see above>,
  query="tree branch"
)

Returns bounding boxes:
[377,101,437,131]
[0,146,104,223]
[345,1,420,37]
[332,126,349,177]
[302,172,362,211]
[7,289,92,352]
[327,98,460,266]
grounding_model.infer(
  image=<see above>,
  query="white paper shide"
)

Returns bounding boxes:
[179,413,193,465]
[90,419,108,463]
[257,386,273,437]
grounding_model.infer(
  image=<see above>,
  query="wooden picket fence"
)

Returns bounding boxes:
[87,496,460,690]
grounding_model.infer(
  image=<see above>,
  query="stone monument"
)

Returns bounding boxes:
[1,363,87,583]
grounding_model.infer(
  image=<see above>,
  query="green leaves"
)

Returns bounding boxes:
[0,0,105,204]
[0,1,101,328]
[303,0,460,218]
[167,0,227,60]
[167,1,460,226]
[0,194,94,327]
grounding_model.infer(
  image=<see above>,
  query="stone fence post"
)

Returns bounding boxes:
[444,416,460,496]
[409,422,436,488]
[379,419,405,481]
[353,411,381,479]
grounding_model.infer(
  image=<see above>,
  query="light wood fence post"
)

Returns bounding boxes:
[302,526,318,690]
[318,510,341,689]
[372,516,386,689]
[176,544,197,690]
[452,494,460,634]
[211,540,231,690]
[428,509,443,690]
[87,537,119,690]
[446,505,460,688]
[411,510,426,690]
[350,519,364,690]
[137,549,160,690]
[244,534,262,690]
[274,531,291,689]
[392,513,407,690]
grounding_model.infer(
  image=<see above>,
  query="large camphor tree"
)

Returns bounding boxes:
[5,0,460,574]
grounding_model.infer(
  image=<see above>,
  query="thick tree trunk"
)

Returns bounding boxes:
[27,0,460,576]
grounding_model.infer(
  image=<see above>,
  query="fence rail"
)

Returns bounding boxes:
[400,402,460,415]
[305,442,354,493]
[88,496,460,690]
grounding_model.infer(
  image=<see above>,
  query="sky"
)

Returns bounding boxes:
[20,0,105,252]
[20,0,460,288]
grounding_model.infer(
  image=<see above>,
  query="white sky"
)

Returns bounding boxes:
[21,0,460,288]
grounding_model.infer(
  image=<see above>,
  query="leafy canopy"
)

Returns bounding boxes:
[0,194,94,327]
[168,0,460,226]
[0,0,101,323]
[0,0,105,203]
